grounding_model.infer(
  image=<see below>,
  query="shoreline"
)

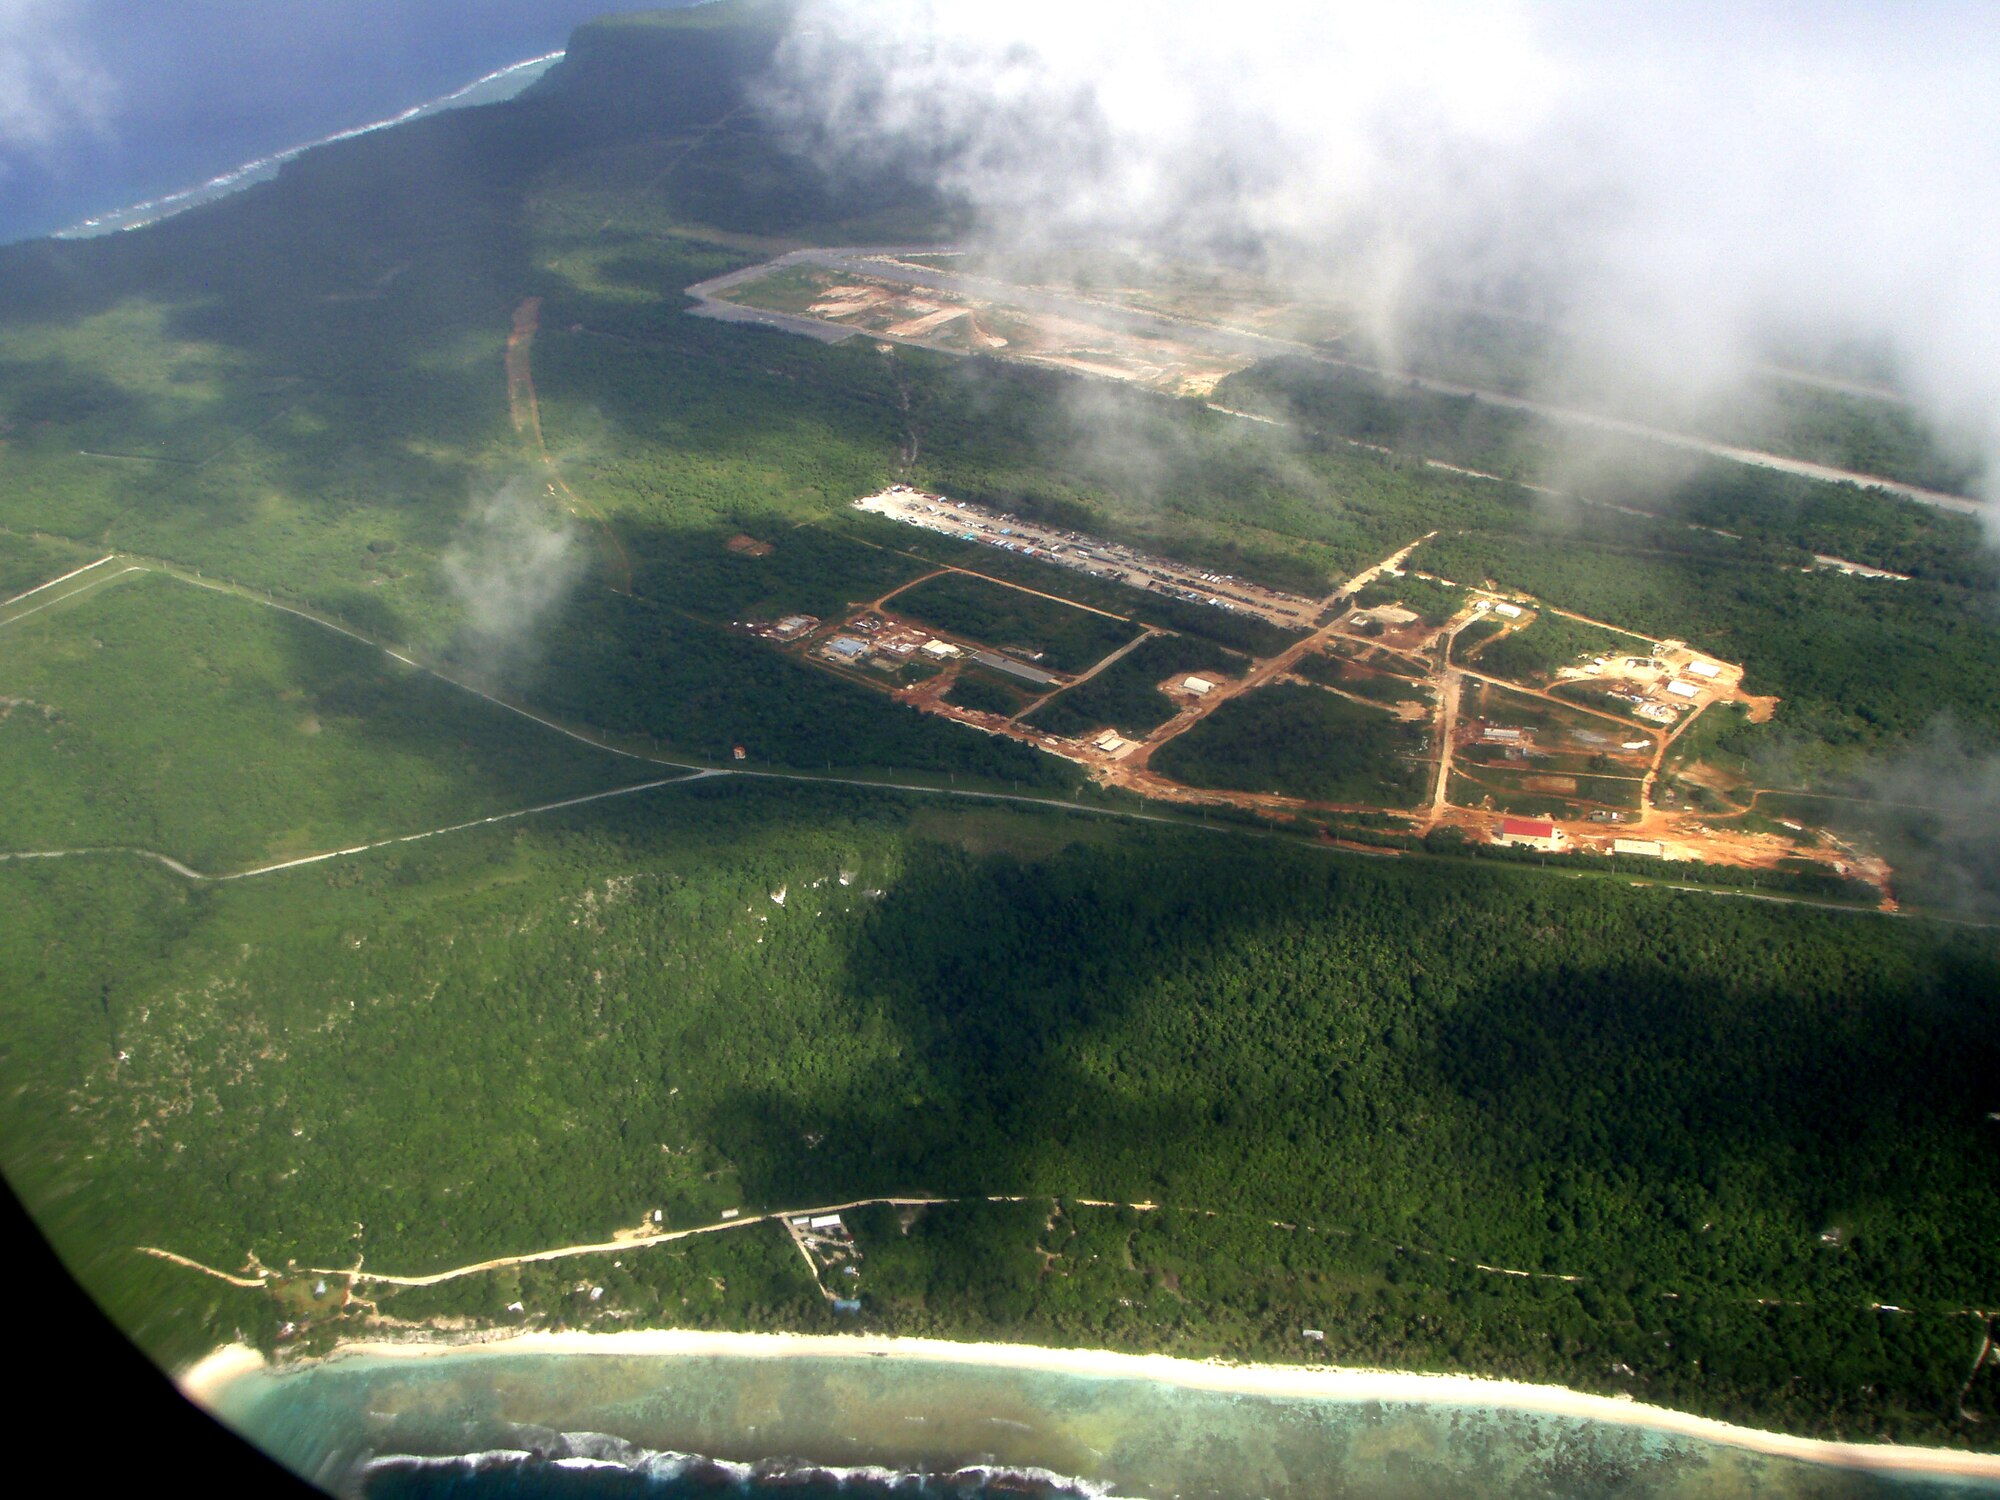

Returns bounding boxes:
[180,1329,2000,1482]
[52,51,564,241]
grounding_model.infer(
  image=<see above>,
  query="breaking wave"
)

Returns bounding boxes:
[55,52,564,240]
[362,1432,1119,1499]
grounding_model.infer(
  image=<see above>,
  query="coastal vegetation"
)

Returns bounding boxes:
[1,0,1997,1461]
[3,785,1995,1443]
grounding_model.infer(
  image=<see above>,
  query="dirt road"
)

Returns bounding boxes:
[1126,537,1432,772]
[1428,668,1464,823]
[508,297,634,593]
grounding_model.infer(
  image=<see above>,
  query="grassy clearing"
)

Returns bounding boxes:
[0,571,638,868]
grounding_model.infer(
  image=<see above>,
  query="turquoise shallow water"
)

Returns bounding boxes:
[212,1350,2000,1500]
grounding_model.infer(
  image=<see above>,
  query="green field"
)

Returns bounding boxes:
[1152,682,1429,806]
[0,572,641,869]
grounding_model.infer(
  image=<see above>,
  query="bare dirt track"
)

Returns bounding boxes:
[508,297,634,593]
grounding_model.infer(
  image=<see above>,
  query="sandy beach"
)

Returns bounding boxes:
[179,1329,2000,1482]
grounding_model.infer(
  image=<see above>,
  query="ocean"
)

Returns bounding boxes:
[209,1348,2000,1500]
[50,52,565,241]
[0,1,665,244]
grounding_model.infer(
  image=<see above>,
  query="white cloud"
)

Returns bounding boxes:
[768,0,2000,493]
[0,0,111,159]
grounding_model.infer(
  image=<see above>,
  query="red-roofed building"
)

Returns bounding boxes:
[1495,817,1564,851]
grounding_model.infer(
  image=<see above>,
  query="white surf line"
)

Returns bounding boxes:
[215,773,722,882]
[0,553,116,607]
[59,51,566,238]
[0,564,147,627]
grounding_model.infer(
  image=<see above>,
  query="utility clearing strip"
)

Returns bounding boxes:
[1,553,117,607]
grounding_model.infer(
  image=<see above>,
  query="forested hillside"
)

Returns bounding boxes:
[1,0,1997,1457]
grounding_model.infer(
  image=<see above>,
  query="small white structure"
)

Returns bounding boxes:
[1686,660,1722,679]
[720,1208,740,1220]
[1183,676,1215,695]
[1612,838,1665,858]
[1493,602,1524,619]
[1666,680,1700,699]
[921,639,961,659]
[808,1214,845,1233]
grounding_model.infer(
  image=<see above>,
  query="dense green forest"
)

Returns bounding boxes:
[1354,571,1463,626]
[1152,682,1430,806]
[3,0,1999,1456]
[1470,611,1641,686]
[3,784,1996,1441]
[1027,634,1247,738]
[885,571,1139,674]
[1218,344,1984,498]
